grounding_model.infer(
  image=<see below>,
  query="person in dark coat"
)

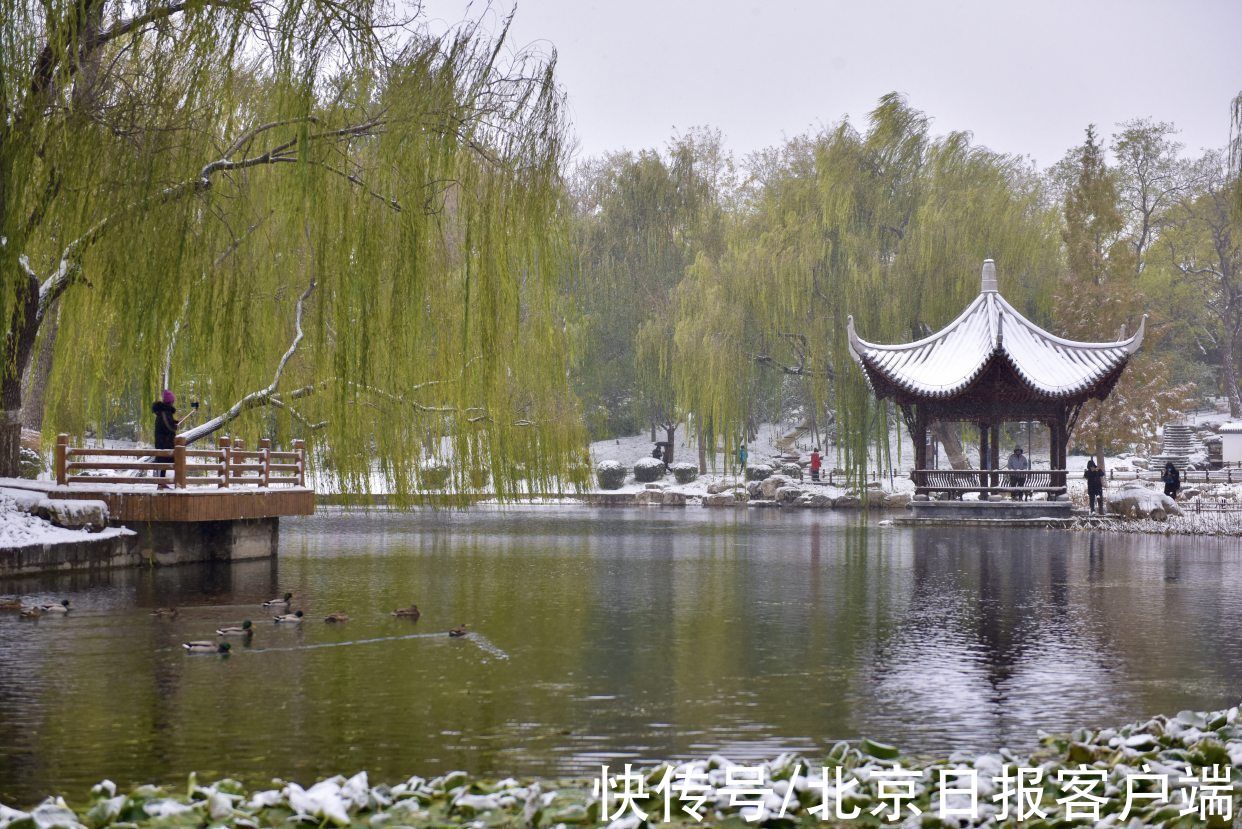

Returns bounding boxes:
[1084,459,1105,515]
[152,390,192,476]
[1005,445,1030,500]
[1162,461,1181,499]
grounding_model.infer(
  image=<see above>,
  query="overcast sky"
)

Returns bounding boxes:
[419,0,1241,168]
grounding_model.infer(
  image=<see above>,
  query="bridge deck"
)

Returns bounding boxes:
[1,479,314,522]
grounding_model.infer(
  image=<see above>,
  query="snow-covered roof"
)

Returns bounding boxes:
[1218,423,1242,434]
[848,260,1145,401]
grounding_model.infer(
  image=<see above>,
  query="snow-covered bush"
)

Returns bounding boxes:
[780,462,803,480]
[595,460,627,490]
[633,457,666,483]
[418,461,451,490]
[19,447,43,479]
[671,462,698,484]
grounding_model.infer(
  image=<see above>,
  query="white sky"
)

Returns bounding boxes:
[418,0,1242,167]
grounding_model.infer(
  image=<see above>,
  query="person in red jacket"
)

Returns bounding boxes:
[809,447,822,482]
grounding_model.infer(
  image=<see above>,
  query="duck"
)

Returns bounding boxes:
[448,624,469,638]
[323,613,350,623]
[216,620,253,636]
[150,607,179,618]
[273,610,304,623]
[19,607,40,619]
[262,592,293,608]
[39,600,70,613]
[0,598,24,611]
[183,641,231,654]
[391,605,421,620]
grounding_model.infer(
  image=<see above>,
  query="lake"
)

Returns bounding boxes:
[2,506,1241,805]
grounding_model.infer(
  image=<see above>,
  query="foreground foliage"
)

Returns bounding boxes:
[4,707,1240,827]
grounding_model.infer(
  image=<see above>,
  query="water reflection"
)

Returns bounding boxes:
[1,507,1241,805]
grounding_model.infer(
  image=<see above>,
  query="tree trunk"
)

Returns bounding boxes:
[664,424,676,466]
[1094,431,1106,475]
[697,429,707,474]
[21,311,58,431]
[1224,335,1242,418]
[930,421,971,469]
[1,275,42,477]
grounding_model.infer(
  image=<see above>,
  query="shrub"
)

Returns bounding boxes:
[596,460,627,490]
[633,457,666,483]
[781,462,803,480]
[19,447,43,480]
[671,462,698,484]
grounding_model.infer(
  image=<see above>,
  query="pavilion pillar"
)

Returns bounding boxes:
[989,418,1001,492]
[913,408,927,489]
[978,422,989,494]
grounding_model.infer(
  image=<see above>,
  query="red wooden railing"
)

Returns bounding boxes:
[54,434,306,489]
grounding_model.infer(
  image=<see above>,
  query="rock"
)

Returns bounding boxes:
[1131,458,1150,469]
[37,498,109,531]
[833,494,862,509]
[703,491,747,507]
[643,482,665,490]
[866,480,883,490]
[671,462,699,484]
[633,457,666,483]
[913,494,929,501]
[779,462,803,480]
[798,493,834,509]
[660,491,687,506]
[883,492,912,509]
[745,481,764,498]
[595,460,627,490]
[1107,485,1183,521]
[632,489,661,505]
[775,485,803,504]
[1182,487,1202,499]
[745,464,773,481]
[706,481,735,495]
[759,474,793,500]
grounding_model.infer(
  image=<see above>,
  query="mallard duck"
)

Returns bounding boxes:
[273,610,304,623]
[183,641,231,654]
[19,607,40,619]
[150,607,178,618]
[323,613,350,623]
[391,605,421,620]
[217,620,253,635]
[39,600,70,613]
[262,592,293,607]
[0,598,24,611]
[448,624,469,638]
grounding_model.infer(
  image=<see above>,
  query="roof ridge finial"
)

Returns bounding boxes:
[981,259,998,293]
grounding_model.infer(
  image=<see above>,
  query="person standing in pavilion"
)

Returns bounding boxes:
[1005,445,1030,500]
[1084,459,1105,514]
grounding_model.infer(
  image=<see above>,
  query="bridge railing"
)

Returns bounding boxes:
[54,434,306,489]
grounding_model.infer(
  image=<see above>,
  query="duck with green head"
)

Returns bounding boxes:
[39,600,70,613]
[273,610,304,623]
[262,592,293,608]
[217,620,253,636]
[183,641,230,654]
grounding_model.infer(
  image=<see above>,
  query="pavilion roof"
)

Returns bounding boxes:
[847,260,1145,402]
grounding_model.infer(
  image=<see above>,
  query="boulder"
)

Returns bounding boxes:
[745,464,774,481]
[703,490,748,507]
[644,482,666,490]
[745,480,764,498]
[595,460,627,490]
[779,462,803,480]
[633,457,666,483]
[797,492,834,509]
[775,485,803,504]
[661,491,687,506]
[912,494,930,502]
[706,481,735,495]
[833,493,862,508]
[759,474,793,500]
[671,462,699,484]
[37,498,109,531]
[883,492,912,509]
[1108,483,1183,521]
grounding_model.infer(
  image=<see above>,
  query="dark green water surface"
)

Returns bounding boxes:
[2,506,1241,804]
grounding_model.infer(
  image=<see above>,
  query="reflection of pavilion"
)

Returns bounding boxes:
[848,260,1144,518]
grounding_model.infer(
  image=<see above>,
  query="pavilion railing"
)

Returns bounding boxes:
[54,434,306,489]
[912,468,1067,500]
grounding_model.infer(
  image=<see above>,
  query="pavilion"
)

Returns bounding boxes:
[847,259,1145,517]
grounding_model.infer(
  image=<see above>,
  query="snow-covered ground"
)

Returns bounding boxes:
[0,490,130,549]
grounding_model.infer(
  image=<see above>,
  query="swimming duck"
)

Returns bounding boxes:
[183,641,231,654]
[392,605,421,620]
[324,613,350,623]
[262,592,293,607]
[0,598,24,611]
[150,607,178,618]
[19,607,40,619]
[39,600,70,613]
[217,620,253,635]
[448,624,469,638]
[273,610,304,623]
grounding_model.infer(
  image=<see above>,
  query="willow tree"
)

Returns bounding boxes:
[1,1,585,495]
[672,94,1061,477]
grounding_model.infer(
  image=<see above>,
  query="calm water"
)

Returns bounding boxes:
[3,506,1242,805]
